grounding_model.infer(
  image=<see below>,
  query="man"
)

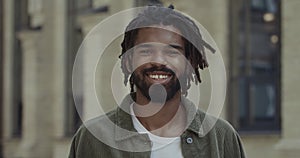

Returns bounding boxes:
[69,5,246,158]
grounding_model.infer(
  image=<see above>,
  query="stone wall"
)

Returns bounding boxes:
[1,0,300,158]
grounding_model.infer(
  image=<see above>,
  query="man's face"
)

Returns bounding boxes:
[128,25,187,102]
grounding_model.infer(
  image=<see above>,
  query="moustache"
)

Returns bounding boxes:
[142,66,175,75]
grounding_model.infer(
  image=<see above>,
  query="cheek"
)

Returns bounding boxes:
[133,66,144,75]
[131,56,150,71]
[168,57,187,76]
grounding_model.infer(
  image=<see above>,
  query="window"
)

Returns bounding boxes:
[65,0,83,135]
[76,0,109,14]
[135,0,162,7]
[11,0,30,137]
[229,0,281,132]
[65,27,83,135]
[76,0,93,12]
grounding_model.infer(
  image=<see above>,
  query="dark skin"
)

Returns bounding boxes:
[126,25,188,137]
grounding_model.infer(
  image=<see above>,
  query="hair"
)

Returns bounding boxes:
[119,5,215,96]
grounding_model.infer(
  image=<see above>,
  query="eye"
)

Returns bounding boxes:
[166,50,180,57]
[137,49,152,56]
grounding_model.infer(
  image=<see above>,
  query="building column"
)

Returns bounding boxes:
[161,0,229,118]
[2,0,16,139]
[18,30,51,158]
[51,0,69,139]
[275,0,300,157]
[0,0,3,156]
[77,13,109,121]
[16,0,69,157]
[77,1,137,121]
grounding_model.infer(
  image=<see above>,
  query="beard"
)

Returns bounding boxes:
[131,65,183,103]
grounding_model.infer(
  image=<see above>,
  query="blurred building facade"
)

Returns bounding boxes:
[0,0,300,157]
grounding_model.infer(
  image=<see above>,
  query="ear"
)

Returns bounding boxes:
[185,59,193,76]
[124,56,133,73]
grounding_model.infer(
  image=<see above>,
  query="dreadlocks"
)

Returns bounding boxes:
[119,5,215,96]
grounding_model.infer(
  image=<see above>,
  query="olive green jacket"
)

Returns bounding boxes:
[69,95,246,158]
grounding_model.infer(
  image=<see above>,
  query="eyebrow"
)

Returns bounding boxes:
[135,43,153,48]
[168,44,184,51]
[135,43,184,51]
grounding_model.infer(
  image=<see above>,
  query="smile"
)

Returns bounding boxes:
[146,71,173,83]
[149,74,169,80]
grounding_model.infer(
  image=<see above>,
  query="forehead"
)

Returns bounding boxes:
[134,25,185,47]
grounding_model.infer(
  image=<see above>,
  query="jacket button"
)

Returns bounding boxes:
[186,137,193,144]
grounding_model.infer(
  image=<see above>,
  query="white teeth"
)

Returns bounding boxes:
[149,74,168,79]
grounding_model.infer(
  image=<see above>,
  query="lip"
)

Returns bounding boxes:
[145,71,173,84]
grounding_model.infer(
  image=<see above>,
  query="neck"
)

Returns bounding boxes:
[133,90,186,137]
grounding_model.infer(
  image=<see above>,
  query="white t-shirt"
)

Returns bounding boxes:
[130,104,184,158]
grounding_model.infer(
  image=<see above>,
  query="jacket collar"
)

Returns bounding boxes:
[114,93,205,141]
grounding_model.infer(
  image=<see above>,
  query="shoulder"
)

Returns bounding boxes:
[69,109,119,152]
[75,109,118,137]
[213,115,238,135]
[85,109,117,126]
[194,109,237,135]
[193,110,246,157]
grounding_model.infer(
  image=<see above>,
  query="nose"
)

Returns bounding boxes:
[151,50,167,65]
